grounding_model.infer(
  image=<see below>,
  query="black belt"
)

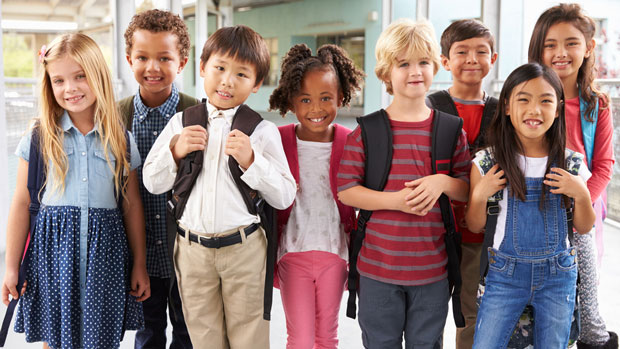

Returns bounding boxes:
[177,223,259,249]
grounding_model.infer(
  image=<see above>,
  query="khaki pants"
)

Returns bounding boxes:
[174,226,269,349]
[456,242,482,349]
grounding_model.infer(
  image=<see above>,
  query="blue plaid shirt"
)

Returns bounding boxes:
[132,85,180,278]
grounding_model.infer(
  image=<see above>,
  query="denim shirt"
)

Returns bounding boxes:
[16,111,140,305]
[15,111,141,209]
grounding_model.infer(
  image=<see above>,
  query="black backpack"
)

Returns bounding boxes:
[0,125,130,347]
[426,90,498,152]
[165,102,277,321]
[346,109,466,328]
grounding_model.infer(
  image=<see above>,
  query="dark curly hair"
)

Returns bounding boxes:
[124,9,191,59]
[269,44,365,116]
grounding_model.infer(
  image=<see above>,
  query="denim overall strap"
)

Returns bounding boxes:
[501,177,569,258]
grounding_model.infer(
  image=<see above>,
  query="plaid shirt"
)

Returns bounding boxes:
[132,85,180,278]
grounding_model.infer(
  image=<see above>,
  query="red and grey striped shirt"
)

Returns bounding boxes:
[337,110,471,285]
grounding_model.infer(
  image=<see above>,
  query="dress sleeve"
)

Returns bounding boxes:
[14,127,34,161]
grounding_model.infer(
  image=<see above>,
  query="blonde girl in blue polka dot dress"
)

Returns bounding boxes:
[1,33,151,349]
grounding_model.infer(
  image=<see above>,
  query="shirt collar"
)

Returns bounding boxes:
[205,98,239,124]
[59,110,100,135]
[133,84,180,123]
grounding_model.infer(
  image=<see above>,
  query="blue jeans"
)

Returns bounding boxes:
[134,276,192,349]
[358,276,448,349]
[474,176,577,348]
[473,248,577,348]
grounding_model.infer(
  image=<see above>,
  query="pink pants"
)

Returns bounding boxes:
[277,251,347,349]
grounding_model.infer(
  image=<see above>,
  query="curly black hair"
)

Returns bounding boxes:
[269,44,365,116]
[124,9,191,59]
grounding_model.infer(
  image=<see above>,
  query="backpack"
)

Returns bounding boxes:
[0,125,130,347]
[165,102,277,321]
[346,109,466,328]
[426,90,498,152]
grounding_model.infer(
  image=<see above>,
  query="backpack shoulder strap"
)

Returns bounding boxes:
[474,96,498,151]
[358,109,392,192]
[476,148,502,279]
[426,90,459,116]
[564,150,585,246]
[579,94,599,169]
[346,109,392,319]
[182,102,208,128]
[431,110,463,174]
[228,104,264,215]
[166,103,208,220]
[118,96,135,132]
[431,110,466,328]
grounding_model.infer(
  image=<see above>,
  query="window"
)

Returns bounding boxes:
[263,37,279,86]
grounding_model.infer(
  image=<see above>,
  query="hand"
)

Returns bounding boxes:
[1,269,26,306]
[171,125,208,162]
[544,167,590,202]
[225,129,254,170]
[472,164,506,202]
[389,187,416,214]
[129,263,150,302]
[404,174,445,216]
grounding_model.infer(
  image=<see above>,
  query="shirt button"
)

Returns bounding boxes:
[153,131,158,136]
[166,114,170,118]
[82,177,87,182]
[81,152,86,156]
[155,214,160,219]
[156,240,163,245]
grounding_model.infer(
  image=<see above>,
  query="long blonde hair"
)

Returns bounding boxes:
[38,33,129,198]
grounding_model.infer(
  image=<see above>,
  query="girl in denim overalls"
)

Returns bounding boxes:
[466,63,595,348]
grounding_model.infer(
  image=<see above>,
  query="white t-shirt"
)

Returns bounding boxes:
[473,149,591,249]
[278,138,348,262]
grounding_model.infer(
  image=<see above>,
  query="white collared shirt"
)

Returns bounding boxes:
[142,100,296,235]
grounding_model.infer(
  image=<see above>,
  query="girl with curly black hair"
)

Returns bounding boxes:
[269,44,363,348]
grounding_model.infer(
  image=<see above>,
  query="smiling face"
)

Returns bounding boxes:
[126,30,187,107]
[290,68,341,142]
[388,52,434,101]
[506,76,559,147]
[542,22,594,84]
[200,52,261,110]
[442,36,497,87]
[47,56,96,120]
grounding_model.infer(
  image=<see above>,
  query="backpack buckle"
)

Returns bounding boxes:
[486,204,500,216]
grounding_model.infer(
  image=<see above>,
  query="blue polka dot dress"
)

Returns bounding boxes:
[13,113,144,348]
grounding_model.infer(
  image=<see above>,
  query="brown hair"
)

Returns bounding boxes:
[269,44,365,116]
[440,19,495,58]
[200,25,270,86]
[528,3,607,121]
[124,9,191,59]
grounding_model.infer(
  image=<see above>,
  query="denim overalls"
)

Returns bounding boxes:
[473,174,578,348]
